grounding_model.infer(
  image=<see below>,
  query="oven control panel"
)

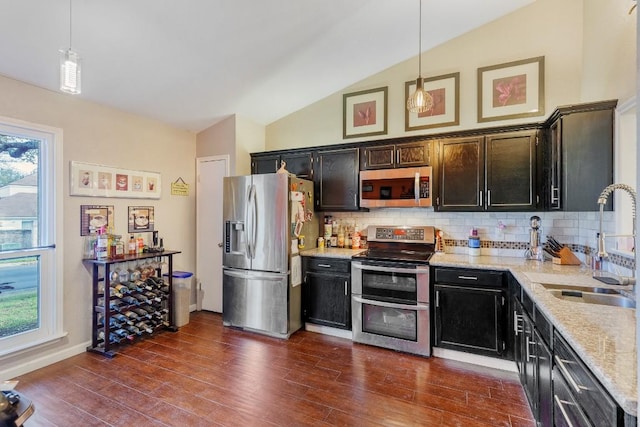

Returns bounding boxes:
[369,226,435,243]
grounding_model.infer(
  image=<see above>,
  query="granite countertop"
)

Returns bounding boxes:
[430,253,637,416]
[299,247,366,259]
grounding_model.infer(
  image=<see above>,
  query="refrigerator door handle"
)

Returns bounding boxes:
[245,184,254,259]
[249,183,258,259]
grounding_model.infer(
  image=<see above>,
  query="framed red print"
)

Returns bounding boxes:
[343,86,388,139]
[477,56,544,122]
[405,72,460,131]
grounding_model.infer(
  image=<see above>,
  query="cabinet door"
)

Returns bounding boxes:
[537,333,553,427]
[251,155,280,174]
[361,144,395,169]
[282,152,313,179]
[315,147,360,211]
[521,310,538,420]
[561,109,614,211]
[438,137,484,211]
[549,120,562,210]
[434,284,504,357]
[485,131,537,211]
[397,140,431,167]
[304,271,350,329]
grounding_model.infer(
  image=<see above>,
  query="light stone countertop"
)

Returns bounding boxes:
[430,253,637,416]
[299,247,366,259]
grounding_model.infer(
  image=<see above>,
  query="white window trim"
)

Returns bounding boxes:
[0,116,63,357]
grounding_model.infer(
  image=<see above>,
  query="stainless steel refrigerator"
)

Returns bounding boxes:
[222,173,318,338]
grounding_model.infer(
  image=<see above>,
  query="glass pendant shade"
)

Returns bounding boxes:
[60,49,81,94]
[407,77,433,113]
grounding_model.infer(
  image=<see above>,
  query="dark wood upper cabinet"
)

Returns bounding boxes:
[315,147,360,211]
[438,136,484,211]
[544,101,616,211]
[485,131,537,211]
[251,154,280,175]
[281,151,313,179]
[361,140,432,170]
[437,131,537,211]
[251,151,313,179]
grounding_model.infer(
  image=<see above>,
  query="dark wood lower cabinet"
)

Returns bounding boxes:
[303,257,351,330]
[434,284,506,357]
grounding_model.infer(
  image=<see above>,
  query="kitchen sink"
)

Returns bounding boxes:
[541,284,636,309]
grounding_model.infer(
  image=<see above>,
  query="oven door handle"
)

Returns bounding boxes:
[352,295,429,311]
[352,263,429,275]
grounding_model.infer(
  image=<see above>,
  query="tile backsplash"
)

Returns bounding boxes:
[325,209,635,274]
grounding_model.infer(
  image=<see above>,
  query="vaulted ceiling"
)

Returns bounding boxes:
[0,0,533,132]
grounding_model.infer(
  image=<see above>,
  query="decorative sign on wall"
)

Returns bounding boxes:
[70,161,161,199]
[170,177,189,196]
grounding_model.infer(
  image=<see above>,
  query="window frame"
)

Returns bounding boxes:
[0,116,64,357]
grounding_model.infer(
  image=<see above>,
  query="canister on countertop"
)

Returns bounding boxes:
[468,228,480,256]
[317,237,325,248]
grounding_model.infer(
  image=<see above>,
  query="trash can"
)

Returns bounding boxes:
[166,271,193,327]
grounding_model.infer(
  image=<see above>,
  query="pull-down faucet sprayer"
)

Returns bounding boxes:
[594,183,636,286]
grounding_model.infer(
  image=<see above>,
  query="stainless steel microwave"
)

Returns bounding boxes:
[360,166,432,208]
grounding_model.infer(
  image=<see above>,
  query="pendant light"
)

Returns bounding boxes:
[406,0,433,113]
[59,0,81,94]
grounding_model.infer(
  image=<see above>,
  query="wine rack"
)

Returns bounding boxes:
[84,250,181,358]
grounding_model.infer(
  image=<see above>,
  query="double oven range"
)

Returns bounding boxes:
[351,225,435,357]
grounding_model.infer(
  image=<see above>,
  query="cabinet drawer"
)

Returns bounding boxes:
[434,268,504,288]
[554,333,619,426]
[304,257,350,274]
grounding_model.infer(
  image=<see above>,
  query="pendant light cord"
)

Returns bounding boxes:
[418,0,422,78]
[69,0,73,48]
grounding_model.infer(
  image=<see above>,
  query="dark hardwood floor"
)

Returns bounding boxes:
[14,312,534,426]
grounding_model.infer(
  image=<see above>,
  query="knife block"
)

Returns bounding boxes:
[552,247,582,265]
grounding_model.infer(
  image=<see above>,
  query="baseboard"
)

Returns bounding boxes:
[432,347,517,373]
[189,304,197,312]
[0,341,91,380]
[304,323,353,340]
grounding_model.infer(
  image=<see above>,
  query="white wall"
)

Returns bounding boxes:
[0,74,196,378]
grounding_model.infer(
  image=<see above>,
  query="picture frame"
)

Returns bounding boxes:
[405,72,460,131]
[80,205,114,236]
[343,86,388,139]
[128,206,155,233]
[477,56,544,123]
[70,161,161,199]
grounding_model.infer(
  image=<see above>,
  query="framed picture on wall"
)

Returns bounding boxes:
[477,56,545,122]
[343,86,388,139]
[128,206,155,233]
[70,161,161,199]
[80,205,114,236]
[405,72,460,131]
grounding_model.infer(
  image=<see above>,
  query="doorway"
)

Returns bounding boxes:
[196,155,229,312]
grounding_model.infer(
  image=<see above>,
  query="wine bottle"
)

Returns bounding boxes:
[132,308,152,319]
[122,311,139,321]
[125,325,143,336]
[112,313,133,325]
[97,314,122,329]
[113,328,135,341]
[133,294,149,304]
[111,283,129,295]
[98,331,121,344]
[135,321,154,334]
[121,295,139,306]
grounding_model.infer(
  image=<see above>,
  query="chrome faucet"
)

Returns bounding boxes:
[594,183,636,286]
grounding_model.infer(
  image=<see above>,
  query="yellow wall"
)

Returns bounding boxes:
[0,74,196,376]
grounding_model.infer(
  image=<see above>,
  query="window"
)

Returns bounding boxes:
[0,117,63,356]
